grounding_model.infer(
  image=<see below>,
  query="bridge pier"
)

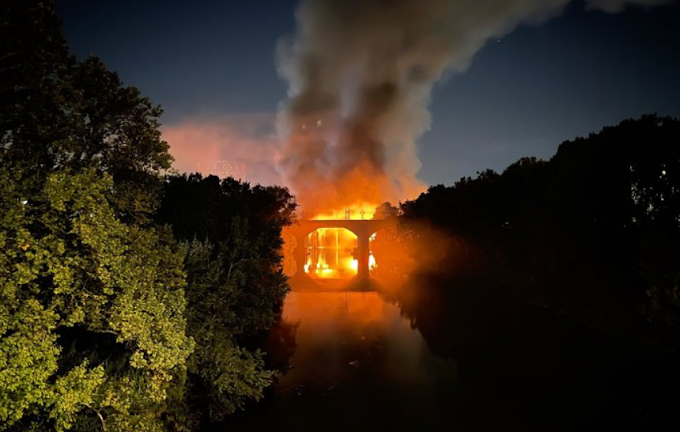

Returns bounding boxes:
[283,219,393,282]
[294,236,307,277]
[356,232,370,279]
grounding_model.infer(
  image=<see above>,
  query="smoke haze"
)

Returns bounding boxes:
[163,114,283,185]
[276,0,671,215]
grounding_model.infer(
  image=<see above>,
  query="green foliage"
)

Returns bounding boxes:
[1,3,297,430]
[1,0,172,224]
[50,362,105,431]
[0,299,60,427]
[158,175,296,424]
[1,168,194,431]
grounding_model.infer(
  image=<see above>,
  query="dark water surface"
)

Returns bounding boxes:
[213,277,680,432]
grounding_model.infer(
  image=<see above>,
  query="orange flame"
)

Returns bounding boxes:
[304,227,359,279]
[303,201,381,279]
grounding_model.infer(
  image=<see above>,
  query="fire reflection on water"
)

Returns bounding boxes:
[231,232,462,431]
[276,286,456,394]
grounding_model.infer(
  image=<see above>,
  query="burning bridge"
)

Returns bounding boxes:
[283,219,395,281]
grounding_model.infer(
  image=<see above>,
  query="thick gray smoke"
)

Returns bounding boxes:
[276,0,671,215]
[587,0,672,13]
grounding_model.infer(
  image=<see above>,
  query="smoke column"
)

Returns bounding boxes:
[276,0,671,215]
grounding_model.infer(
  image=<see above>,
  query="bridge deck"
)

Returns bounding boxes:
[283,218,395,282]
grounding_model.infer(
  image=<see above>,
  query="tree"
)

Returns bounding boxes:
[157,175,296,424]
[397,115,680,341]
[373,202,399,220]
[0,168,193,431]
[1,2,194,430]
[1,0,172,224]
[624,116,680,329]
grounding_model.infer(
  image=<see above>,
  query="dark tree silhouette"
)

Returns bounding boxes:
[399,115,680,346]
[156,174,297,425]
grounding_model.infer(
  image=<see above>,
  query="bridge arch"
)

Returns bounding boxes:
[295,224,359,240]
[283,219,395,281]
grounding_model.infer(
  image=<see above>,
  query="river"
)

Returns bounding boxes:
[213,276,680,432]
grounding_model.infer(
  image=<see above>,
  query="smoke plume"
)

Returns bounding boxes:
[276,0,671,215]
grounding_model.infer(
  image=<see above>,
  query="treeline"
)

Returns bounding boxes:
[398,115,680,344]
[0,2,295,431]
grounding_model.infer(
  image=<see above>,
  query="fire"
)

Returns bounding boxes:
[309,202,378,221]
[305,227,357,279]
[304,202,380,279]
[349,252,377,272]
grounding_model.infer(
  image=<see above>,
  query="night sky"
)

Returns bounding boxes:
[55,0,680,191]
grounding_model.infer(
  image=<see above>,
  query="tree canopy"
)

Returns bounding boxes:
[1,2,296,431]
[157,174,296,424]
[1,0,172,224]
[399,115,680,343]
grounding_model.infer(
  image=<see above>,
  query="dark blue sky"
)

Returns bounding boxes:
[56,0,680,187]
